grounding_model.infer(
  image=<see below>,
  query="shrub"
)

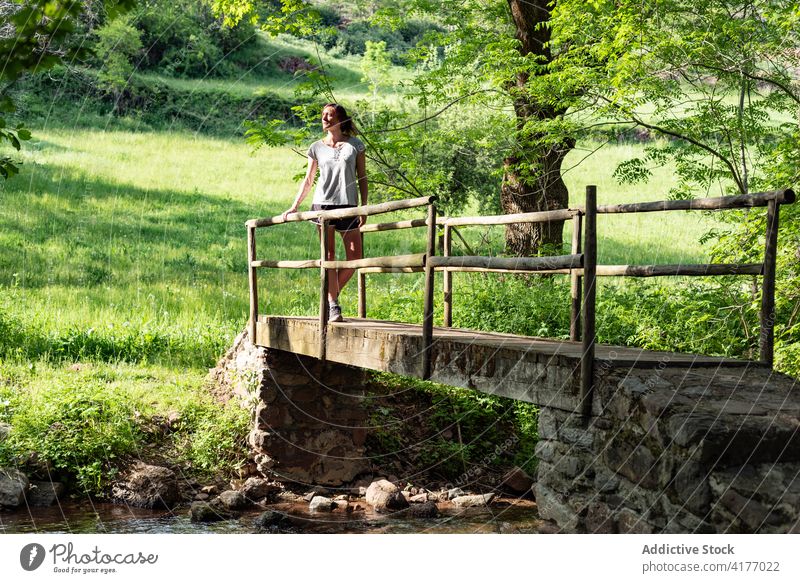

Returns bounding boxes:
[134,0,257,78]
[173,399,250,475]
[0,378,143,495]
[94,16,143,110]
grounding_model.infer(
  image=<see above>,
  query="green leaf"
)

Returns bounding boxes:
[0,96,15,113]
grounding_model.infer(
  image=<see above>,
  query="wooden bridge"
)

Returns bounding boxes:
[237,187,800,532]
[245,187,795,416]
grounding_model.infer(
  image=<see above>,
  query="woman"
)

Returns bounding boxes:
[282,103,368,323]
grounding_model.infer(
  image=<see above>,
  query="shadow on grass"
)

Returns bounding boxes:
[0,161,321,290]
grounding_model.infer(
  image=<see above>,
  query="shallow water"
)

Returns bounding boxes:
[0,499,549,534]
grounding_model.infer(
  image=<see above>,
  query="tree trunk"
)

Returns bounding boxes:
[503,0,573,256]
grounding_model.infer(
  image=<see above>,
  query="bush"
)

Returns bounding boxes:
[0,378,143,495]
[174,400,250,475]
[133,0,257,78]
[320,18,443,64]
[94,16,143,111]
[18,66,300,136]
[0,363,251,496]
[366,373,529,482]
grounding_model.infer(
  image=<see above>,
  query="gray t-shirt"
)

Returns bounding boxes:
[307,136,366,206]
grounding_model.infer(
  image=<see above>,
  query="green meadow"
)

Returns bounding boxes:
[1,127,720,341]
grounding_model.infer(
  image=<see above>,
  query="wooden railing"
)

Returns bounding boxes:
[246,186,795,416]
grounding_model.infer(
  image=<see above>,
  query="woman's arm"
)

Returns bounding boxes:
[282,156,318,220]
[356,150,368,225]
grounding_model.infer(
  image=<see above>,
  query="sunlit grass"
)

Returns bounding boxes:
[1,128,730,353]
[563,141,718,265]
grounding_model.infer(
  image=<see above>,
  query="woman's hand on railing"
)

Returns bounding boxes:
[281,207,297,222]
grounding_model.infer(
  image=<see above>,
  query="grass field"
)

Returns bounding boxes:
[0,127,722,346]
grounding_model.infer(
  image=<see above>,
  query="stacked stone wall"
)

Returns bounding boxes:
[210,333,370,486]
[535,365,800,533]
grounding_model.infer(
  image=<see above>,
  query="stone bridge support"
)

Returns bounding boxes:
[536,364,800,533]
[210,333,371,487]
[212,333,800,532]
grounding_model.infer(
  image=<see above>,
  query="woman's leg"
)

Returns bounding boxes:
[318,224,339,303]
[332,229,363,300]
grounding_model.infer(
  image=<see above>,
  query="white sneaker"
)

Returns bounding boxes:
[329,304,344,323]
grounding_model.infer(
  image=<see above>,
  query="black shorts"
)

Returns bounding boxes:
[310,204,361,232]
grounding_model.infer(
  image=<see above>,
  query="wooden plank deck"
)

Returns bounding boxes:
[254,316,761,412]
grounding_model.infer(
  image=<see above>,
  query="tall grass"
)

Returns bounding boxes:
[1,127,734,362]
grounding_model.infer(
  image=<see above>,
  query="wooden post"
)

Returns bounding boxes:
[358,270,367,318]
[357,231,366,318]
[570,212,583,342]
[580,185,597,418]
[247,225,258,343]
[422,203,438,379]
[319,219,330,361]
[760,199,779,365]
[443,224,453,327]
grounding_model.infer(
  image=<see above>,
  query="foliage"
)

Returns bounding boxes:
[546,0,800,373]
[21,65,298,135]
[173,399,250,475]
[0,372,144,495]
[0,0,135,179]
[550,0,800,198]
[94,15,143,109]
[134,0,257,78]
[367,372,529,481]
[0,362,251,495]
[360,40,391,110]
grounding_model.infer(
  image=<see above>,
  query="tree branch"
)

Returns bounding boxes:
[690,62,800,108]
[596,95,747,194]
[365,89,502,134]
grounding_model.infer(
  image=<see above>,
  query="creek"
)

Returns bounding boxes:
[0,499,549,534]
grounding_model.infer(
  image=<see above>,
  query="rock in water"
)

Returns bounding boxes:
[402,501,439,518]
[446,487,465,500]
[500,467,534,494]
[253,510,293,532]
[451,493,496,508]
[0,468,29,509]
[365,479,409,513]
[26,481,65,507]
[218,489,248,510]
[189,502,233,523]
[309,495,336,512]
[242,477,280,502]
[111,463,180,509]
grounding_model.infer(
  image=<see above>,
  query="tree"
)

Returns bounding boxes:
[548,0,800,373]
[373,0,578,255]
[94,15,142,112]
[215,0,578,255]
[549,0,800,198]
[501,0,573,255]
[360,39,391,119]
[0,0,136,179]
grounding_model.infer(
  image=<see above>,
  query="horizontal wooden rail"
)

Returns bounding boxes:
[321,253,426,270]
[429,254,583,271]
[596,263,764,277]
[359,218,430,233]
[247,196,435,228]
[252,259,319,269]
[589,189,794,215]
[436,262,762,277]
[359,266,425,273]
[444,208,578,227]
